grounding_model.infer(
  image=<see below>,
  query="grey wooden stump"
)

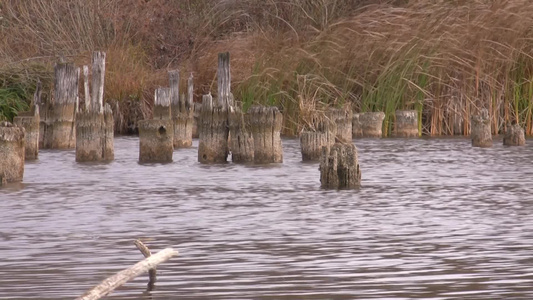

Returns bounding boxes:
[320,142,361,189]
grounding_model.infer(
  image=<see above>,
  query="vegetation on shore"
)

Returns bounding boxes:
[1,0,533,136]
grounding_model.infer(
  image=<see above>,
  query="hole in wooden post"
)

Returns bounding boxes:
[158,126,166,135]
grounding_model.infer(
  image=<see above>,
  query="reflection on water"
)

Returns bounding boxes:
[1,136,533,299]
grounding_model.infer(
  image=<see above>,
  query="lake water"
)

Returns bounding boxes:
[1,136,533,299]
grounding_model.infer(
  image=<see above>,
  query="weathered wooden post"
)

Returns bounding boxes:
[192,102,201,138]
[503,122,525,146]
[249,106,283,164]
[217,52,233,108]
[359,112,385,138]
[0,122,25,185]
[300,117,336,161]
[138,87,173,163]
[394,110,419,137]
[45,62,79,149]
[13,81,41,160]
[327,108,352,142]
[471,108,492,148]
[75,52,114,162]
[352,113,363,138]
[169,71,194,148]
[320,142,361,189]
[229,106,254,163]
[198,94,229,163]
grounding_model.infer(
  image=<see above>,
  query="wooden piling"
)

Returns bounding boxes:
[327,108,352,142]
[198,94,229,163]
[169,71,194,148]
[43,62,79,149]
[0,122,25,185]
[138,118,173,163]
[352,113,363,138]
[249,106,283,164]
[300,117,336,162]
[320,142,361,189]
[75,52,114,162]
[192,102,202,138]
[359,112,385,138]
[229,106,254,163]
[394,110,419,137]
[153,87,171,120]
[503,122,525,146]
[217,52,233,108]
[13,82,41,160]
[471,108,492,148]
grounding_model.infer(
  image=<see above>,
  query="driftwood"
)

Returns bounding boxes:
[76,248,178,300]
[394,110,419,137]
[134,240,157,291]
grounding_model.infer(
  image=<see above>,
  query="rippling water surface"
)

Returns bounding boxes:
[1,136,533,299]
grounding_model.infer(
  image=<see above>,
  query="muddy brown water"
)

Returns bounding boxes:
[1,136,533,299]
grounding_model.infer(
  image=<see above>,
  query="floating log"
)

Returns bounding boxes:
[359,112,385,138]
[300,117,336,162]
[0,122,25,185]
[153,87,171,120]
[471,108,492,148]
[170,71,194,148]
[42,62,79,149]
[249,106,283,164]
[327,108,352,142]
[320,142,361,189]
[75,52,114,162]
[13,82,41,160]
[138,119,173,163]
[503,122,525,146]
[394,110,419,137]
[198,94,229,163]
[75,248,178,300]
[229,106,254,163]
[352,113,363,138]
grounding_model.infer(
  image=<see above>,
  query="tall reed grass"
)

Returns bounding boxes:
[1,0,533,136]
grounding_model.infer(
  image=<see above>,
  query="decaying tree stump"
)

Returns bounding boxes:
[13,81,41,160]
[249,106,283,164]
[320,142,361,189]
[198,94,229,163]
[300,117,336,162]
[75,52,114,162]
[169,71,194,148]
[503,122,525,146]
[327,108,352,142]
[42,62,79,149]
[359,112,385,138]
[352,113,363,138]
[229,106,254,163]
[471,108,492,148]
[394,110,419,137]
[0,122,25,185]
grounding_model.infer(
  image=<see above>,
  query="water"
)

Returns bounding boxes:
[1,137,533,299]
